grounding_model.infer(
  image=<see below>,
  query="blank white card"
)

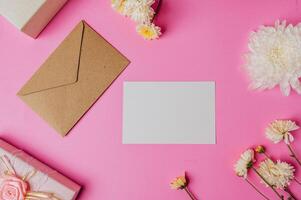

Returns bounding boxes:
[123,82,215,144]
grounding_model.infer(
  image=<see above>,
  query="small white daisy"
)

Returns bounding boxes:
[136,23,161,40]
[234,149,255,178]
[266,120,299,144]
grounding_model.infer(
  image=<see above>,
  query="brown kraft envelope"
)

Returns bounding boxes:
[17,20,130,136]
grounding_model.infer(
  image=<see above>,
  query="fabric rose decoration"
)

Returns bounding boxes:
[0,174,28,200]
[0,155,60,200]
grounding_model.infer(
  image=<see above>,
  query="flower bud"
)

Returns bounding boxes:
[255,145,265,154]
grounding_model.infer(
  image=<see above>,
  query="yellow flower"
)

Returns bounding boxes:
[136,23,161,40]
[170,173,188,190]
[255,145,265,154]
[111,0,127,14]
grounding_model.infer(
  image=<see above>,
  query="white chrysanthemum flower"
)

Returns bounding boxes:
[111,0,127,14]
[136,23,161,40]
[266,120,299,144]
[123,0,155,23]
[258,159,295,189]
[234,149,255,178]
[245,20,301,96]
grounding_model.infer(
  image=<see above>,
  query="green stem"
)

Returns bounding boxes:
[184,187,197,200]
[245,178,270,200]
[152,0,163,22]
[263,153,271,160]
[155,0,163,16]
[287,144,301,166]
[284,187,298,200]
[252,167,284,200]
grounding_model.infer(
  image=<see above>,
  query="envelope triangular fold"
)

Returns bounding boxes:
[18,22,84,95]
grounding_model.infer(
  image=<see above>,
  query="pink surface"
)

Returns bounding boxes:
[0,0,301,199]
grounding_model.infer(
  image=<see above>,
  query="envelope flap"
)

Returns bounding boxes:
[18,21,85,95]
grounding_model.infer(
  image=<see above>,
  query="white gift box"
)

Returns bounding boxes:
[0,0,68,38]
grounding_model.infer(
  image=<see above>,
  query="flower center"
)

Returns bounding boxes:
[6,189,16,197]
[141,29,151,36]
[268,46,287,68]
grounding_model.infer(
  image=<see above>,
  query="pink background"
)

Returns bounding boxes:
[1,0,301,199]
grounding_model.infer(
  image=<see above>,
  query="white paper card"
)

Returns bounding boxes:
[123,82,215,144]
